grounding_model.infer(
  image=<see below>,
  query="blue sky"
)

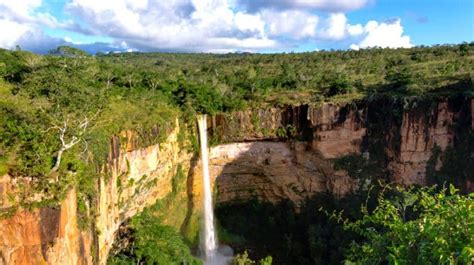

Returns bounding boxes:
[0,0,472,53]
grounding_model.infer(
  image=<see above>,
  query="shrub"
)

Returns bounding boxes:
[108,208,202,265]
[343,185,474,265]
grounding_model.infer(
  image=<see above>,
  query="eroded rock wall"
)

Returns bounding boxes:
[96,122,195,264]
[211,97,472,190]
[206,142,356,204]
[0,189,92,265]
[0,120,197,265]
[388,102,455,185]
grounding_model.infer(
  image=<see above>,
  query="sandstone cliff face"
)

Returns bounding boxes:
[307,103,366,158]
[0,121,196,265]
[96,122,195,264]
[209,142,326,204]
[0,188,92,265]
[212,97,472,189]
[204,142,355,204]
[389,102,454,185]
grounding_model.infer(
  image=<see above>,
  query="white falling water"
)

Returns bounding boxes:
[198,115,233,265]
[198,115,219,263]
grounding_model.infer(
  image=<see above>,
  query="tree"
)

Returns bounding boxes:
[46,111,99,177]
[326,73,353,97]
[49,46,89,58]
[108,208,202,265]
[385,66,414,90]
[459,42,469,56]
[343,185,474,265]
[232,251,272,265]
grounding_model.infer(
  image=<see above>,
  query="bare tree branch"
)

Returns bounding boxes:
[49,109,101,176]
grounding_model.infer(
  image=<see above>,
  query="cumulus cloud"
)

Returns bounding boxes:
[347,24,364,36]
[318,13,367,40]
[0,19,32,48]
[262,9,318,39]
[236,0,370,13]
[0,0,66,28]
[0,0,78,51]
[65,0,277,52]
[0,0,414,53]
[350,19,413,50]
[320,13,348,40]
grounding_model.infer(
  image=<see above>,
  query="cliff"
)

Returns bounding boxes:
[0,96,472,264]
[211,96,473,190]
[0,121,199,264]
[96,123,197,263]
[0,188,92,265]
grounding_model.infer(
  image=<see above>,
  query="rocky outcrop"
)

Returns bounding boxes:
[96,122,195,264]
[208,142,328,204]
[205,141,358,204]
[212,97,472,188]
[0,189,92,265]
[389,102,455,185]
[306,103,366,158]
[0,120,198,265]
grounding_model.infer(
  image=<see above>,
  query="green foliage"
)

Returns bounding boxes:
[385,66,415,92]
[0,48,183,220]
[108,208,201,265]
[172,81,224,114]
[276,124,297,139]
[232,251,272,265]
[333,154,382,189]
[49,46,89,57]
[326,73,353,97]
[343,185,474,265]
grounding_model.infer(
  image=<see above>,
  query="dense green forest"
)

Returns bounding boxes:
[0,44,473,264]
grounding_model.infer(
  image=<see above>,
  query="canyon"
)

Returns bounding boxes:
[0,96,472,264]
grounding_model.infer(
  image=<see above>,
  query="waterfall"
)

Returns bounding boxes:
[198,115,218,263]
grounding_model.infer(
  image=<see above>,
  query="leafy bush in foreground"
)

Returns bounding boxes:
[232,251,272,265]
[343,185,473,265]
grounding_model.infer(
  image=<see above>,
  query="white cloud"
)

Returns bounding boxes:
[350,19,413,50]
[347,24,364,36]
[66,0,277,52]
[263,10,318,39]
[237,0,370,12]
[0,0,414,53]
[234,12,265,36]
[0,0,62,27]
[0,0,42,17]
[319,13,365,40]
[320,13,347,40]
[316,14,412,51]
[0,19,32,48]
[0,0,72,51]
